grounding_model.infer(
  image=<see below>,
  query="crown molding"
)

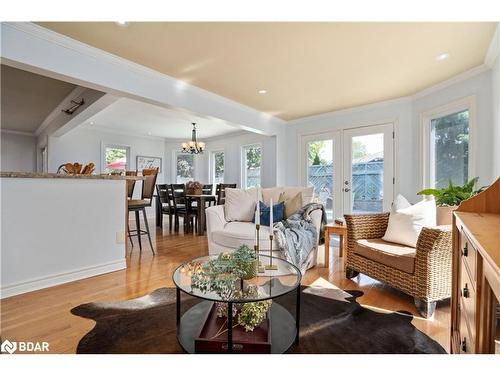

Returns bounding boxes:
[287,96,412,125]
[411,64,490,100]
[485,23,500,68]
[0,129,36,137]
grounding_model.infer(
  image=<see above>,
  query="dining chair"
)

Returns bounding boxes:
[142,168,158,176]
[170,183,198,233]
[202,184,216,207]
[127,168,159,255]
[155,183,175,231]
[216,183,237,205]
[125,171,137,246]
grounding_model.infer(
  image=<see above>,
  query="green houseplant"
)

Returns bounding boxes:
[417,177,486,224]
[190,245,270,333]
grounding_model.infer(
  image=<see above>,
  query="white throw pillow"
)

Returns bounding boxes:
[382,194,436,247]
[224,188,260,222]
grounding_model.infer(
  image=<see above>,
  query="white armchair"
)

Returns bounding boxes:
[205,186,324,269]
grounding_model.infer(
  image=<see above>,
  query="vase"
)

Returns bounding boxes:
[242,260,258,280]
[436,205,457,226]
[187,187,203,195]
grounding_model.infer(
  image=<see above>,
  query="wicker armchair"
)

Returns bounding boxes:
[344,213,452,318]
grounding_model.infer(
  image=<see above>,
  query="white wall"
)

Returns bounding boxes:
[1,177,126,298]
[0,132,36,172]
[164,132,276,188]
[285,69,495,204]
[48,127,166,182]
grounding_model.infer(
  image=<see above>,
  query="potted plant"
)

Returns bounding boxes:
[417,177,486,225]
[186,180,203,195]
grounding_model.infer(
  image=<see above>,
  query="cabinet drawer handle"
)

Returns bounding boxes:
[462,284,470,299]
[461,338,467,352]
[462,243,468,257]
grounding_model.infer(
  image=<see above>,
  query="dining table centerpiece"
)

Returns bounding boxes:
[186,180,204,195]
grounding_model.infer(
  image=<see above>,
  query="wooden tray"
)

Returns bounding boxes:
[195,302,271,353]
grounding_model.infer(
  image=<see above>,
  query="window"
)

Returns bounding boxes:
[242,145,261,189]
[423,97,474,189]
[211,151,225,184]
[104,145,130,174]
[176,153,195,183]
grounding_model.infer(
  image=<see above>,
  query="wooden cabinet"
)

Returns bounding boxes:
[450,178,500,354]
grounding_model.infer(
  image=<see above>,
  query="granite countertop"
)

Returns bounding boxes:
[0,172,146,180]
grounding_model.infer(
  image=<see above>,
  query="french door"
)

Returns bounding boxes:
[300,132,342,221]
[300,123,394,218]
[342,123,394,214]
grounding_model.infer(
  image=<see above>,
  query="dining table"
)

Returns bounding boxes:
[186,194,217,235]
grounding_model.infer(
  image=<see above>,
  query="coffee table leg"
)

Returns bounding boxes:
[295,284,301,344]
[227,302,233,353]
[176,287,181,329]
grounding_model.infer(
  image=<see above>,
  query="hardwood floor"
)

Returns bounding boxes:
[0,221,451,353]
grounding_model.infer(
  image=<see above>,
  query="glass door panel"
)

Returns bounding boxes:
[343,124,394,214]
[306,139,334,220]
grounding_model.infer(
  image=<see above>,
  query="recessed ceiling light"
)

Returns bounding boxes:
[436,53,450,61]
[116,21,129,26]
[258,89,267,95]
[147,132,152,136]
[89,121,95,125]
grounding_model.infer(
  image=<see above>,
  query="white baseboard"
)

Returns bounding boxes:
[0,259,127,299]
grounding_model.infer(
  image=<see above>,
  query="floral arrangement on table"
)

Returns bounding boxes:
[186,180,204,195]
[190,245,272,333]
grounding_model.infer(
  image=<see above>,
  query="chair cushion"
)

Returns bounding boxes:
[354,238,416,274]
[382,194,436,247]
[224,188,259,222]
[278,192,303,218]
[253,201,285,226]
[211,222,278,250]
[262,186,314,206]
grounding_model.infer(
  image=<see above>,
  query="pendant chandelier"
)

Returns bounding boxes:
[181,122,205,154]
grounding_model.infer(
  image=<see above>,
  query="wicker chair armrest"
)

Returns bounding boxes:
[415,225,452,255]
[413,225,453,300]
[344,212,390,241]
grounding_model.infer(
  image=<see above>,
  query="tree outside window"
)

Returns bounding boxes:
[177,154,195,183]
[213,151,224,184]
[244,145,261,188]
[431,110,469,188]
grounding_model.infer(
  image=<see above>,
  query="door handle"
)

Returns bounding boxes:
[462,243,468,257]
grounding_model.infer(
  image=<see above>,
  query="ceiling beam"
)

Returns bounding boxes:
[1,22,285,137]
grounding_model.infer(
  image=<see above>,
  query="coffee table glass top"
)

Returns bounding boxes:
[173,254,301,303]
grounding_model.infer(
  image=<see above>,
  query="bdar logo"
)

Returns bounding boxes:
[1,339,17,354]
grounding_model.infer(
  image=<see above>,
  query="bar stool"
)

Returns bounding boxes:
[128,168,158,255]
[125,170,137,246]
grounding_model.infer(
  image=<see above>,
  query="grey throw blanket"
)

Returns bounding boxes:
[273,203,327,274]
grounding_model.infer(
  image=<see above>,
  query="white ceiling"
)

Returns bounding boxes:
[85,98,241,139]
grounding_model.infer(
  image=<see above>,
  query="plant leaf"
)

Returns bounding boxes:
[417,189,441,196]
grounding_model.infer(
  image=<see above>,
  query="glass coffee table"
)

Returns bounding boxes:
[172,254,301,353]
